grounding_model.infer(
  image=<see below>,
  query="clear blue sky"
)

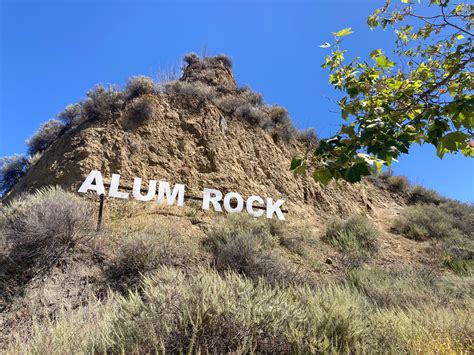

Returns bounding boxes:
[1,0,473,202]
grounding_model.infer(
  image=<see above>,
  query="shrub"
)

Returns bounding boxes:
[409,184,443,204]
[57,103,83,127]
[0,155,28,195]
[296,128,319,148]
[265,105,296,141]
[163,80,217,102]
[125,75,157,99]
[128,96,156,122]
[81,85,125,122]
[237,86,264,106]
[2,187,95,270]
[110,230,192,278]
[346,266,474,308]
[204,215,294,284]
[183,52,199,66]
[234,103,267,126]
[214,54,233,68]
[386,175,410,193]
[439,199,474,236]
[323,215,379,264]
[392,204,462,241]
[26,119,65,155]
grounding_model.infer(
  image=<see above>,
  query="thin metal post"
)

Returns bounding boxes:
[97,194,105,231]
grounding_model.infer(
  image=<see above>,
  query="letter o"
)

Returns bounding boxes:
[223,192,244,213]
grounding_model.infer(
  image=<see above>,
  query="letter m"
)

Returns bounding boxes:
[157,181,185,206]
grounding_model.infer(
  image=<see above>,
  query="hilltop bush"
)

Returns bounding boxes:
[57,103,83,127]
[163,80,217,102]
[386,175,410,193]
[214,54,233,68]
[409,184,443,205]
[125,75,157,99]
[128,96,156,122]
[296,128,319,148]
[323,215,379,265]
[26,119,65,155]
[0,155,28,195]
[81,85,125,122]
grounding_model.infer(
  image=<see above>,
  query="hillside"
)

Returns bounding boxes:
[0,54,473,353]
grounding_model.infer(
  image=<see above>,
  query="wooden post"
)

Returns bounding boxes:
[96,194,105,231]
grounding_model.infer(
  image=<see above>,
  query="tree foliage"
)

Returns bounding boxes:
[292,0,473,184]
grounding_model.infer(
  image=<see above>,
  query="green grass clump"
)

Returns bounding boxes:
[204,214,295,284]
[392,204,460,241]
[323,215,379,264]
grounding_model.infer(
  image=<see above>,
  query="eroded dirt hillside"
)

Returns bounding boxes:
[8,55,398,220]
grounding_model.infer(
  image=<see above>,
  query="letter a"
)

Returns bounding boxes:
[78,170,105,195]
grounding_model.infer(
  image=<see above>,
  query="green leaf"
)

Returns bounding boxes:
[332,28,353,37]
[345,162,371,182]
[440,132,469,151]
[375,55,395,68]
[314,169,333,186]
[290,158,303,171]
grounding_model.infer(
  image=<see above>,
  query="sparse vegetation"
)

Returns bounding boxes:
[81,85,126,122]
[393,202,473,275]
[110,230,193,279]
[409,184,443,205]
[204,214,296,284]
[392,204,461,241]
[128,96,156,122]
[323,215,379,264]
[0,155,28,195]
[125,75,157,99]
[386,175,410,193]
[0,188,95,305]
[57,103,82,127]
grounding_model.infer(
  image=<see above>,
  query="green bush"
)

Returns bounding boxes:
[323,215,379,264]
[438,199,474,236]
[392,204,462,241]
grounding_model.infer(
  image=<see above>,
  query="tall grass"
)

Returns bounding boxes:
[7,266,473,354]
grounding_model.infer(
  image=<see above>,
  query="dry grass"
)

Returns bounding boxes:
[6,266,473,354]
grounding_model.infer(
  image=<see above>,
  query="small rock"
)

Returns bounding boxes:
[325,257,333,265]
